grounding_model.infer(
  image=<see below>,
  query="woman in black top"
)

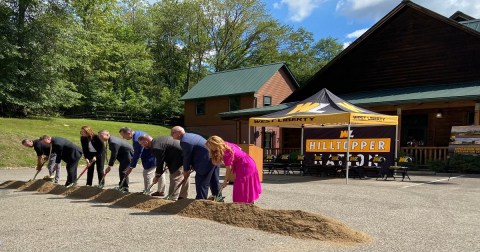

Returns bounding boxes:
[80,126,105,186]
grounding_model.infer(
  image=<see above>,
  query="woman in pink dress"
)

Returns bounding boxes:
[206,136,262,203]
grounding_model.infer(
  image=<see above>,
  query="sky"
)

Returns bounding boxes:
[264,0,480,47]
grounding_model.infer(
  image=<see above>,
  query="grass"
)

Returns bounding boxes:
[0,117,171,168]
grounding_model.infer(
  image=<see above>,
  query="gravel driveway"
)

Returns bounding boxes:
[1,167,479,251]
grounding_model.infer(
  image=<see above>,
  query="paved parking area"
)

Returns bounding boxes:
[1,167,479,251]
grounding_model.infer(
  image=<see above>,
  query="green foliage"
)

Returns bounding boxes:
[287,151,300,162]
[0,0,344,118]
[0,117,171,168]
[427,160,447,173]
[448,155,480,174]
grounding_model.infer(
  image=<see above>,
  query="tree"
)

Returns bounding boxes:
[0,0,81,116]
[199,0,280,72]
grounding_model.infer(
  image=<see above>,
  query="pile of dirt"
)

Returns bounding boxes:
[1,180,371,244]
[178,201,370,243]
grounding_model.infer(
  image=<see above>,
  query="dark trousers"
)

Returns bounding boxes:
[86,158,105,186]
[194,166,220,199]
[118,159,130,188]
[65,158,80,187]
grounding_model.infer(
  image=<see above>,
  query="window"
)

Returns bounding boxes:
[229,96,241,111]
[263,96,272,106]
[263,132,273,148]
[196,100,205,115]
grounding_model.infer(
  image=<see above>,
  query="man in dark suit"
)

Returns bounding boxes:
[138,134,189,200]
[171,126,220,199]
[41,135,82,187]
[98,130,134,191]
[22,138,61,183]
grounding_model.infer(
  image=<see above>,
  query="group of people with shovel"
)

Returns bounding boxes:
[22,125,262,203]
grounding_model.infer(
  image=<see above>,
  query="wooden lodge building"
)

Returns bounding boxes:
[217,0,480,165]
[180,63,299,145]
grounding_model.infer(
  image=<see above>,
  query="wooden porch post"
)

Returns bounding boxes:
[397,107,402,151]
[475,103,480,126]
[236,120,241,144]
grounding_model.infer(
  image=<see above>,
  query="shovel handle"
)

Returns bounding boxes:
[32,158,48,180]
[32,169,41,180]
[99,170,109,185]
[165,175,189,199]
[73,161,94,184]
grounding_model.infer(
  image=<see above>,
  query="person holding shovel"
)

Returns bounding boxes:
[41,135,82,187]
[80,126,105,186]
[22,138,61,183]
[171,126,220,200]
[138,134,189,200]
[205,135,262,203]
[98,130,134,192]
[119,127,166,196]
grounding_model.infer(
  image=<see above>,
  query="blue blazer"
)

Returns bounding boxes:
[180,133,215,175]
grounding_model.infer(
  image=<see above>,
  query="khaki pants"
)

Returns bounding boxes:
[169,166,189,200]
[143,166,166,193]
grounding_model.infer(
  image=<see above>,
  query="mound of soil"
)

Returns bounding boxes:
[68,186,104,199]
[1,180,371,244]
[1,180,26,189]
[178,201,370,243]
[94,189,129,203]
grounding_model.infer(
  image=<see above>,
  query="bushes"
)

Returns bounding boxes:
[448,155,480,174]
[426,155,480,174]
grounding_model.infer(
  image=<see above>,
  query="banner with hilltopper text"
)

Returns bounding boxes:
[304,126,396,167]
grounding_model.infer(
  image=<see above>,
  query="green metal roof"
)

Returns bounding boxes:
[180,63,298,100]
[461,19,480,32]
[219,102,296,119]
[340,81,480,106]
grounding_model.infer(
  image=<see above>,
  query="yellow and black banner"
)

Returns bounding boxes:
[304,126,396,167]
[306,138,391,153]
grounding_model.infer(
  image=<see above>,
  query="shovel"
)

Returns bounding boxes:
[143,166,168,195]
[66,160,94,188]
[114,168,132,193]
[142,181,157,195]
[213,187,225,202]
[96,170,110,189]
[164,176,188,200]
[30,159,48,181]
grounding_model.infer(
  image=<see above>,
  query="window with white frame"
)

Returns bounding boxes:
[263,96,272,106]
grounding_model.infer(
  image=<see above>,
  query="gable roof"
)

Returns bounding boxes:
[284,0,480,103]
[180,63,299,101]
[449,11,475,22]
[341,81,480,107]
[461,19,480,32]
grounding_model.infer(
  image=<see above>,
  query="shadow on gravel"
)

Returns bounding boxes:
[149,199,197,215]
[401,180,456,185]
[261,175,332,184]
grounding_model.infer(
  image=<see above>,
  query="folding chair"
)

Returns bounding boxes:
[326,154,344,177]
[289,154,305,175]
[348,155,364,179]
[365,156,387,180]
[263,154,276,174]
[273,154,291,175]
[304,154,324,176]
[389,156,412,181]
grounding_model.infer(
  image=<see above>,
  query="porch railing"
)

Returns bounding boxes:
[399,147,449,166]
[263,148,300,156]
[263,146,450,166]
